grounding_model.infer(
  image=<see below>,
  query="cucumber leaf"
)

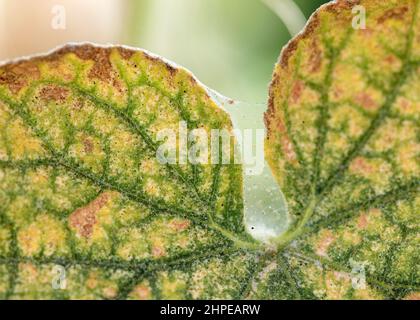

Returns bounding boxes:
[265,0,419,299]
[0,44,259,299]
[0,0,419,300]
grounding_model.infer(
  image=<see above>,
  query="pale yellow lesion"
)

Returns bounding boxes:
[288,104,318,159]
[298,36,327,83]
[83,104,121,136]
[65,266,129,299]
[69,191,118,237]
[108,128,141,171]
[131,86,183,136]
[139,158,160,176]
[38,57,77,84]
[404,292,420,300]
[110,51,144,86]
[329,59,383,108]
[323,132,350,160]
[355,208,400,240]
[331,105,371,137]
[143,179,159,199]
[313,229,336,258]
[115,215,199,261]
[28,103,68,151]
[67,133,105,174]
[140,161,200,205]
[394,96,420,118]
[116,228,150,260]
[2,116,44,160]
[0,43,250,299]
[300,201,410,299]
[111,200,152,227]
[366,118,418,178]
[148,218,194,258]
[98,78,128,109]
[131,51,180,96]
[17,214,68,257]
[64,55,90,81]
[7,196,36,227]
[321,102,377,179]
[300,255,382,300]
[396,143,420,177]
[158,271,188,299]
[189,254,252,299]
[128,280,153,300]
[323,270,381,300]
[349,157,393,193]
[65,192,146,260]
[323,270,352,300]
[26,168,98,215]
[368,119,413,151]
[13,263,53,298]
[84,270,119,299]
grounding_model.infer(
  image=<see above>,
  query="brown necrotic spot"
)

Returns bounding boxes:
[72,98,85,110]
[103,287,118,299]
[355,92,378,110]
[377,6,409,24]
[54,44,113,82]
[309,40,323,72]
[315,229,336,257]
[83,137,94,154]
[265,4,323,137]
[384,54,398,66]
[0,61,40,94]
[264,73,280,130]
[290,80,304,104]
[0,72,25,94]
[404,292,420,300]
[399,97,411,111]
[357,208,380,230]
[324,0,360,13]
[39,85,69,102]
[169,219,191,232]
[276,0,362,70]
[277,120,297,163]
[118,47,135,60]
[357,212,368,229]
[152,245,166,258]
[279,13,320,69]
[131,284,152,300]
[69,192,112,238]
[350,157,373,175]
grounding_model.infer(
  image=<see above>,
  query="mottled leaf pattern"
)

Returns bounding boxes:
[265,0,419,299]
[0,45,259,299]
[0,0,419,300]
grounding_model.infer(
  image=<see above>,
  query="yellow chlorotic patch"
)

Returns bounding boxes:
[18,214,67,256]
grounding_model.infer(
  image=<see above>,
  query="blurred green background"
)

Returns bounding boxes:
[0,0,328,102]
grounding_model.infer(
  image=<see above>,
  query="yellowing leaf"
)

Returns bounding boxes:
[0,44,259,299]
[0,0,419,300]
[265,0,419,299]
